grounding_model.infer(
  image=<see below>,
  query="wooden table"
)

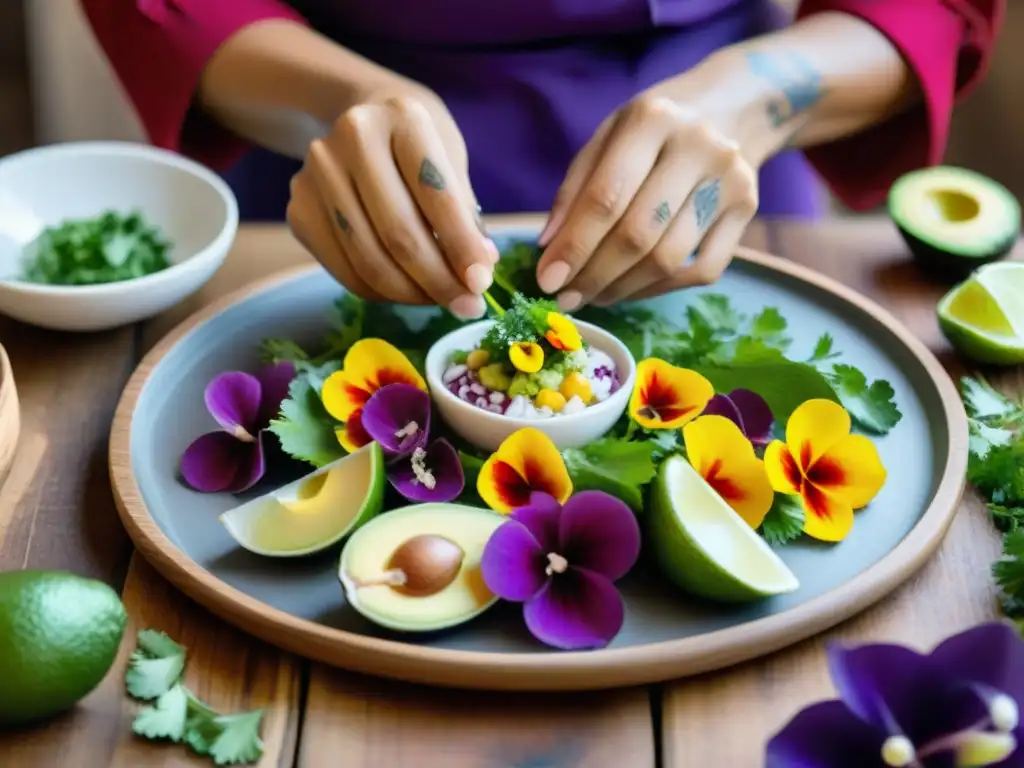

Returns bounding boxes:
[0,216,1014,768]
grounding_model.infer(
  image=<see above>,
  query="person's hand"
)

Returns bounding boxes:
[287,87,498,319]
[534,94,759,310]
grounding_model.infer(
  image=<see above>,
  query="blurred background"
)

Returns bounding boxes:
[1,0,1022,211]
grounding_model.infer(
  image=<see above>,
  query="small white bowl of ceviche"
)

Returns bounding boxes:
[425,295,636,452]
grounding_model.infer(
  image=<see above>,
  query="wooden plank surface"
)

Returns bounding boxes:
[660,219,1013,767]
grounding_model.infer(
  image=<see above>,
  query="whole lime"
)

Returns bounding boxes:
[0,570,127,726]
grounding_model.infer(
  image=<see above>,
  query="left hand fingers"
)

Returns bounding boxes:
[592,161,758,305]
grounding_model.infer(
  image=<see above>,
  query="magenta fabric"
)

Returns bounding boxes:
[80,0,1003,220]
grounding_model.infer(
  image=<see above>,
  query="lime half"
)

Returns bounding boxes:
[649,455,799,603]
[220,441,386,557]
[938,261,1024,365]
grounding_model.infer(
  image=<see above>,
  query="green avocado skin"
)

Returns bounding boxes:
[896,224,1015,281]
[0,570,127,726]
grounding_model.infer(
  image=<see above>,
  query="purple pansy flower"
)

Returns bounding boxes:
[361,383,464,503]
[180,362,295,493]
[767,622,1024,767]
[702,388,774,446]
[480,490,641,651]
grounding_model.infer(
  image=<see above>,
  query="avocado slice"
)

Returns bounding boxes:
[338,503,506,632]
[888,166,1020,278]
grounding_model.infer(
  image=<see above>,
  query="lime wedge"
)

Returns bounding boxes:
[938,262,1024,365]
[220,441,385,557]
[649,455,799,602]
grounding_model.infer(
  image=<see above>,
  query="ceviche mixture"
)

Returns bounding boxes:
[442,295,620,419]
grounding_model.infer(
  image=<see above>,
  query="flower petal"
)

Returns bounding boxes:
[702,393,743,427]
[786,398,851,470]
[204,371,262,436]
[360,383,431,455]
[545,312,582,352]
[812,434,887,510]
[684,415,774,528]
[764,441,802,495]
[388,438,464,503]
[477,428,573,514]
[557,490,640,581]
[180,431,264,493]
[510,342,544,373]
[827,640,935,735]
[930,622,1024,706]
[522,567,624,650]
[480,520,548,601]
[629,359,714,430]
[254,361,296,429]
[336,409,372,453]
[765,700,886,768]
[510,492,562,552]
[801,483,854,542]
[321,339,425,422]
[726,388,774,445]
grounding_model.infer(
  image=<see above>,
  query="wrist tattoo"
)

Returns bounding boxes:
[653,201,672,225]
[333,209,350,234]
[745,51,823,127]
[419,158,446,190]
[693,180,720,233]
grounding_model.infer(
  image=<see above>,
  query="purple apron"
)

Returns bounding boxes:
[223,0,823,221]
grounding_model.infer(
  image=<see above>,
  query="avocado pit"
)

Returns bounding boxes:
[353,534,464,597]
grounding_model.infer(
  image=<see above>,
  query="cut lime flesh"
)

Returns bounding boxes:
[938,262,1024,365]
[219,442,385,557]
[649,455,799,603]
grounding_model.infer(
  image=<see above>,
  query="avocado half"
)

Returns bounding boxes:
[888,166,1020,279]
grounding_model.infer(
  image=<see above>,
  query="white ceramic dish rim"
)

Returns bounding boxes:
[0,141,238,298]
[424,318,636,427]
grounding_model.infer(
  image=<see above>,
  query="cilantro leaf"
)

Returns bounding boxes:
[205,710,265,766]
[961,376,1023,422]
[759,493,805,546]
[562,439,658,513]
[492,240,543,299]
[695,361,840,424]
[133,684,189,742]
[259,338,310,365]
[126,630,186,700]
[994,529,1024,618]
[989,504,1024,535]
[968,440,1024,506]
[969,420,1014,462]
[268,369,345,468]
[807,333,840,365]
[749,307,792,352]
[827,364,902,435]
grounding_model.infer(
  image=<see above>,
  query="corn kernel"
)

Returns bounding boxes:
[560,372,593,404]
[466,349,490,371]
[535,388,567,412]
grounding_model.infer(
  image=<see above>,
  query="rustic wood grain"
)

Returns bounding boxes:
[0,320,134,585]
[660,219,1016,767]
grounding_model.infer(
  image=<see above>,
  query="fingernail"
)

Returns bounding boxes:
[464,263,493,294]
[449,293,486,320]
[557,290,582,312]
[538,217,557,247]
[538,260,570,294]
[484,237,500,263]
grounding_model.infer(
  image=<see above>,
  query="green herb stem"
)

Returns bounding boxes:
[483,290,505,317]
[624,420,638,441]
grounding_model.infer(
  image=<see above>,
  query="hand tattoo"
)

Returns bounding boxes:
[693,180,720,233]
[333,209,350,233]
[745,51,823,127]
[653,201,672,225]
[418,158,446,190]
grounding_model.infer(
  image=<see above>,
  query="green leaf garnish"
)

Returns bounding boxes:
[994,529,1024,618]
[133,684,189,742]
[126,629,186,700]
[759,493,806,546]
[827,364,902,435]
[268,365,345,468]
[20,210,171,286]
[562,439,659,513]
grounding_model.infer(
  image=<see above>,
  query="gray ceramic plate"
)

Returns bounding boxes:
[110,226,968,691]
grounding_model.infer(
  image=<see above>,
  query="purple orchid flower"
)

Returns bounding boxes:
[480,490,641,651]
[180,362,295,493]
[703,388,774,446]
[360,383,464,503]
[767,622,1024,768]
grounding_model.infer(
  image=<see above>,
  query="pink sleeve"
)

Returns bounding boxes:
[794,0,1004,212]
[80,0,308,170]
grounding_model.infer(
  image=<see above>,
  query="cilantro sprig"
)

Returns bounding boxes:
[126,629,265,765]
[958,376,1024,619]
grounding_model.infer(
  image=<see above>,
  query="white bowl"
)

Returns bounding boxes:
[0,141,237,332]
[425,318,636,452]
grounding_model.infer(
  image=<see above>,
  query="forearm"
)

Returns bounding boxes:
[197,20,423,159]
[663,11,919,167]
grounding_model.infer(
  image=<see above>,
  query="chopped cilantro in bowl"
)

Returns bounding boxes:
[19,210,172,287]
